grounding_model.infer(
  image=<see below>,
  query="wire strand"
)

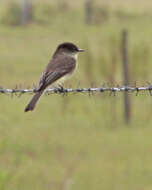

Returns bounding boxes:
[0,85,152,96]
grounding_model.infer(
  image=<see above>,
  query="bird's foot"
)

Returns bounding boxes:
[57,84,65,92]
[55,84,68,96]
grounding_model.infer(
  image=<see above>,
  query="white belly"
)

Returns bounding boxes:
[53,67,76,86]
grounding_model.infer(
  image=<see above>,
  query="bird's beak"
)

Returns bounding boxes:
[78,48,85,52]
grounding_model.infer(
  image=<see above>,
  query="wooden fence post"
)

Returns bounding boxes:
[122,29,131,124]
[21,0,33,25]
[85,0,93,24]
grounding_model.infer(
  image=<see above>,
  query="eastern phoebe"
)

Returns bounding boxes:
[25,42,84,112]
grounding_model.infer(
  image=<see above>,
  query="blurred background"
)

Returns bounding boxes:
[1,0,152,189]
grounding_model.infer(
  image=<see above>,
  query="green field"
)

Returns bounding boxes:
[0,1,152,189]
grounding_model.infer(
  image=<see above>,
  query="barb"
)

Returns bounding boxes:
[0,85,152,96]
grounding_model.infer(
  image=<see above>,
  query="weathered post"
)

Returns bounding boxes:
[21,0,33,25]
[122,29,131,124]
[85,0,93,24]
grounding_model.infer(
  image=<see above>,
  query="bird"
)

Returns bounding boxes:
[24,42,84,112]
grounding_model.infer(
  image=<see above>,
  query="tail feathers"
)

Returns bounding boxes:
[24,90,44,112]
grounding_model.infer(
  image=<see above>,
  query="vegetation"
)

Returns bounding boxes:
[0,0,152,189]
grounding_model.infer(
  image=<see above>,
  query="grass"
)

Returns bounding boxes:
[0,1,152,189]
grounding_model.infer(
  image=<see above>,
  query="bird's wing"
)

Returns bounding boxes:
[38,56,76,91]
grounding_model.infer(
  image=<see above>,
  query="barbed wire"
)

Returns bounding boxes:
[1,85,152,96]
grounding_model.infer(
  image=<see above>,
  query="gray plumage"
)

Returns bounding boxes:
[24,42,84,112]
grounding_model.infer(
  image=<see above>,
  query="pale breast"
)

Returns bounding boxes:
[54,64,77,85]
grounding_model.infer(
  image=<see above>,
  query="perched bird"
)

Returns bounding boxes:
[25,42,84,112]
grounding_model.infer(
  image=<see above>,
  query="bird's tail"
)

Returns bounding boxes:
[24,90,44,112]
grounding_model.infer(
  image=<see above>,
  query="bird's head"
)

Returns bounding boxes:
[55,42,84,59]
